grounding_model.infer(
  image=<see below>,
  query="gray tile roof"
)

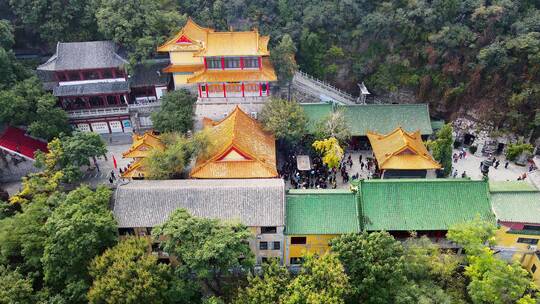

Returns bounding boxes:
[113,179,285,228]
[129,60,170,88]
[38,41,128,71]
[53,81,129,97]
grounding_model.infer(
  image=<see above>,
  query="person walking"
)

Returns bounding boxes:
[494,160,500,169]
[461,171,467,178]
[505,161,509,169]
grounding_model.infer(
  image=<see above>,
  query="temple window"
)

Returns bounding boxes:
[517,238,539,245]
[107,95,117,106]
[89,96,102,107]
[57,72,67,81]
[261,226,277,234]
[259,241,268,250]
[273,241,281,250]
[224,57,240,69]
[103,69,113,79]
[83,70,100,80]
[291,236,307,245]
[67,71,81,81]
[243,57,259,68]
[207,57,222,69]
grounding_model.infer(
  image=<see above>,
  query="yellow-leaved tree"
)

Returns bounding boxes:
[312,137,343,169]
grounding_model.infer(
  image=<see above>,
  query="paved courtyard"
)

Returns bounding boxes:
[451,149,530,181]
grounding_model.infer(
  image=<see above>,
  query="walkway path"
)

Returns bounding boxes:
[292,71,356,105]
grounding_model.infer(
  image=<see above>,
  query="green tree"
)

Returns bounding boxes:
[152,208,254,297]
[28,94,71,140]
[0,20,30,89]
[448,218,537,303]
[314,110,351,144]
[0,77,69,138]
[42,186,117,303]
[0,19,14,50]
[94,0,182,63]
[312,137,343,169]
[505,142,534,161]
[0,266,35,304]
[35,132,107,183]
[426,124,453,177]
[144,131,208,179]
[331,232,408,304]
[88,237,199,304]
[280,253,350,304]
[233,259,290,304]
[151,89,196,133]
[8,0,99,45]
[259,98,308,143]
[270,34,298,99]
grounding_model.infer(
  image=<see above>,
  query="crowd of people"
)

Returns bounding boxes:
[278,152,378,189]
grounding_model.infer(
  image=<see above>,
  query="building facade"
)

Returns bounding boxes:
[38,42,171,134]
[491,181,540,286]
[158,18,277,124]
[113,179,285,264]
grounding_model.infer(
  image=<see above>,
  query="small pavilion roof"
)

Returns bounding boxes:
[0,127,48,160]
[367,127,441,170]
[122,132,164,159]
[190,106,278,179]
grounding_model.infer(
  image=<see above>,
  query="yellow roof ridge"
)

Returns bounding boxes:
[122,131,163,159]
[121,159,144,178]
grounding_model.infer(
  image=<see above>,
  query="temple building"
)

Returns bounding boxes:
[113,179,285,264]
[285,179,495,265]
[367,127,441,178]
[190,106,278,179]
[38,41,132,133]
[491,181,540,287]
[38,42,171,134]
[158,18,277,124]
[121,132,165,179]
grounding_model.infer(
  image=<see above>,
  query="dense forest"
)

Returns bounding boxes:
[1,0,539,137]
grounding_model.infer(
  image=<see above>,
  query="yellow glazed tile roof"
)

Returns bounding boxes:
[122,132,164,159]
[162,64,204,73]
[157,18,211,52]
[158,18,270,57]
[121,159,147,178]
[367,127,441,170]
[187,58,276,83]
[190,106,278,179]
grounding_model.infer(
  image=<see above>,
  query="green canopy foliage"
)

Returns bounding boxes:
[144,131,208,179]
[0,266,35,304]
[42,186,117,303]
[88,237,199,304]
[259,98,308,143]
[151,89,196,134]
[152,208,254,298]
[426,124,453,177]
[94,0,183,63]
[35,132,107,183]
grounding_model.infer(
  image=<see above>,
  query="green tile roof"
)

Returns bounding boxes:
[285,189,360,235]
[359,179,495,231]
[491,191,540,224]
[301,103,433,136]
[489,181,538,192]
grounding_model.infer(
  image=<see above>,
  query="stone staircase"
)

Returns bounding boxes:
[292,71,356,105]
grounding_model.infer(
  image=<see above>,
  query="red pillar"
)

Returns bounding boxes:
[198,84,202,97]
[223,83,227,98]
[241,82,245,97]
[221,57,225,70]
[115,95,121,105]
[206,83,209,98]
[79,71,85,80]
[97,69,103,79]
[259,83,262,97]
[258,57,262,70]
[106,121,112,133]
[111,69,116,78]
[266,82,270,96]
[204,58,208,70]
[240,57,244,70]
[101,96,107,107]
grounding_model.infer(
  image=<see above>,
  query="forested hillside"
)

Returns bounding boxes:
[2,0,540,137]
